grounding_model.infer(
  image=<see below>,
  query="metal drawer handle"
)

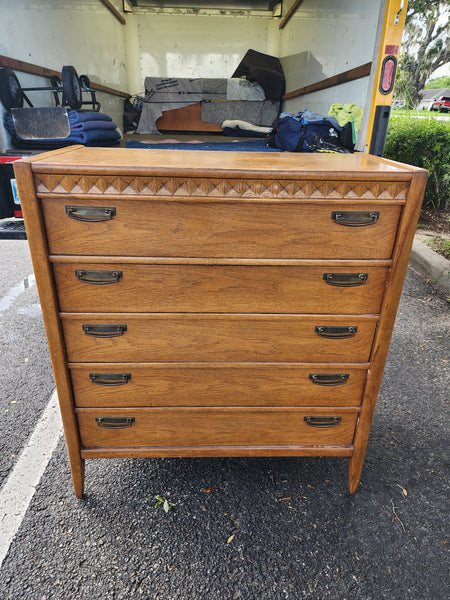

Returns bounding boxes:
[82,324,127,338]
[65,205,116,222]
[96,417,135,429]
[331,211,379,227]
[315,326,357,339]
[304,416,342,428]
[323,273,368,287]
[309,373,349,386]
[89,373,131,386]
[75,269,123,285]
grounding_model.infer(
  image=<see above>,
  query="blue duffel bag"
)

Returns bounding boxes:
[268,109,346,152]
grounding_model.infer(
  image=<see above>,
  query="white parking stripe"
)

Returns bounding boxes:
[0,274,36,316]
[0,390,62,567]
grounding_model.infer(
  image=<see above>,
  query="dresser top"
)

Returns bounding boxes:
[23,146,420,180]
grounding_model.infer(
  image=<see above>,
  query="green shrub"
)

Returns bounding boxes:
[384,115,450,211]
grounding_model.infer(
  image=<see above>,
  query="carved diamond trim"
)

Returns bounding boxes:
[34,174,409,200]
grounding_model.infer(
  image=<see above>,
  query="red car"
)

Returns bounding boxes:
[430,96,450,112]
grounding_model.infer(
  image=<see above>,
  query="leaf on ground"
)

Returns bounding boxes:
[396,484,408,497]
[227,534,235,544]
[203,487,214,493]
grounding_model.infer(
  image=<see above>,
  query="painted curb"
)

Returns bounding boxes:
[409,235,450,297]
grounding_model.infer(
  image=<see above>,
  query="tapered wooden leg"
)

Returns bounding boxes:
[348,454,365,495]
[70,457,85,498]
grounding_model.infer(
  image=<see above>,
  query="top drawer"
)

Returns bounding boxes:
[41,198,401,260]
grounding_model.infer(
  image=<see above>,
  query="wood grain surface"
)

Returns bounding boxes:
[69,363,368,408]
[53,262,388,314]
[42,198,401,259]
[61,313,378,363]
[76,407,359,448]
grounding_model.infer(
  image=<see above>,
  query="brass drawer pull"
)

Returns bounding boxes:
[75,269,123,285]
[315,325,357,339]
[89,373,131,386]
[304,416,342,428]
[95,416,135,429]
[323,273,368,287]
[331,211,379,227]
[309,373,349,386]
[82,324,127,338]
[65,205,116,222]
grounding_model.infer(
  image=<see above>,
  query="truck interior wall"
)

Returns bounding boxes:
[279,0,382,118]
[133,11,275,87]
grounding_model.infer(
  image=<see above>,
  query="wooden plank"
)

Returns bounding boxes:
[13,160,85,498]
[0,55,130,98]
[81,445,354,459]
[99,0,126,25]
[49,255,394,267]
[156,103,222,132]
[283,62,372,100]
[348,169,428,494]
[279,0,304,30]
[27,146,414,178]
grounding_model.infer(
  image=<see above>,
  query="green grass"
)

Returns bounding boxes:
[392,108,450,118]
[426,237,450,259]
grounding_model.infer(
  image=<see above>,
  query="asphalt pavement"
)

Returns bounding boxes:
[0,239,448,600]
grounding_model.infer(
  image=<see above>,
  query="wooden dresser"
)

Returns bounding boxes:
[15,146,427,497]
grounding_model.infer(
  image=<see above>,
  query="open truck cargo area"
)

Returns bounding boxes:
[1,0,407,155]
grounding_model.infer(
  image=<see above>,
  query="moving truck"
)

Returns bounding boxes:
[0,0,407,155]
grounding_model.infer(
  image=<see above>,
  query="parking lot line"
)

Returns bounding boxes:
[0,390,62,568]
[0,273,35,316]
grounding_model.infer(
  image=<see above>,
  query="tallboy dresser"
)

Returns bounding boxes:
[15,146,427,497]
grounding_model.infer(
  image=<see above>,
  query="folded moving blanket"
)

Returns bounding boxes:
[62,128,121,144]
[5,111,121,146]
[68,111,113,124]
[70,120,118,131]
[9,137,120,150]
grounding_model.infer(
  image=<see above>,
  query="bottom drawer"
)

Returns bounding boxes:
[76,407,359,448]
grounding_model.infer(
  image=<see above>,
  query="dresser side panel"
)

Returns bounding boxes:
[349,169,429,493]
[13,160,85,498]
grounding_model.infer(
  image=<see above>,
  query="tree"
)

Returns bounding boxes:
[395,0,450,107]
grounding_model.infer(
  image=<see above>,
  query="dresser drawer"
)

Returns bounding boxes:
[54,263,389,314]
[76,407,359,448]
[42,198,401,259]
[61,314,378,363]
[70,363,368,407]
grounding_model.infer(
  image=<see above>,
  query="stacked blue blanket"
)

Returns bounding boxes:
[5,111,121,147]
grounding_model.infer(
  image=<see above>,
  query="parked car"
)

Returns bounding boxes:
[430,96,450,112]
